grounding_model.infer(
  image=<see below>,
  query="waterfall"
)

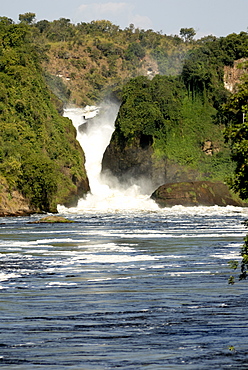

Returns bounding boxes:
[58,102,158,213]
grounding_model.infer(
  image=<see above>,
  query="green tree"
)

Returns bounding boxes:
[35,19,50,33]
[180,27,196,42]
[229,222,248,284]
[224,74,248,200]
[19,12,36,24]
[0,17,13,26]
[224,72,248,284]
[125,42,145,61]
[19,154,58,211]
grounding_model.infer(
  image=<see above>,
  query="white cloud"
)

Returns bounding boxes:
[78,2,132,20]
[76,2,153,30]
[130,14,153,30]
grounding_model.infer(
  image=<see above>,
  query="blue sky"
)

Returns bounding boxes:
[1,0,248,38]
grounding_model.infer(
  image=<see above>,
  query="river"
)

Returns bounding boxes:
[0,105,248,369]
[0,207,248,369]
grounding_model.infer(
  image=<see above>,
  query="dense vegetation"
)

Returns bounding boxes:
[224,64,248,283]
[0,13,248,217]
[112,30,248,184]
[223,69,248,199]
[0,17,88,212]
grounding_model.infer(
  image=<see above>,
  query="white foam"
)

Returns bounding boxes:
[38,242,161,267]
[58,187,159,214]
[47,282,77,286]
[167,271,213,276]
[60,105,161,213]
[0,272,21,281]
[69,253,158,264]
[77,231,246,239]
[210,251,241,260]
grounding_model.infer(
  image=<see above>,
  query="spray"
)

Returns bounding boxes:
[59,101,158,213]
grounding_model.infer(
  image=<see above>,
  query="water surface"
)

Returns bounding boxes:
[0,206,248,369]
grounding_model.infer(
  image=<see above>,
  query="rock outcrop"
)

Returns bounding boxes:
[151,181,245,207]
[102,133,167,189]
[0,178,36,216]
[29,216,75,223]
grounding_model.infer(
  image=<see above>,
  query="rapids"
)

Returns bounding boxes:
[0,206,248,369]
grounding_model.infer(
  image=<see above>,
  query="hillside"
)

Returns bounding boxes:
[32,19,193,105]
[0,17,89,215]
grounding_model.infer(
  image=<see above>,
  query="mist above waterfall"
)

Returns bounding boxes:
[60,100,158,213]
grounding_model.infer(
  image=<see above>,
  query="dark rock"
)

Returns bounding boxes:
[102,133,167,189]
[151,181,246,207]
[102,133,209,191]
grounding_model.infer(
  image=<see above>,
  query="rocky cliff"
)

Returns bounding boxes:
[0,177,35,216]
[102,132,166,189]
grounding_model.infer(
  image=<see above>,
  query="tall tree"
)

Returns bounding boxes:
[19,12,36,24]
[224,73,248,200]
[180,27,196,42]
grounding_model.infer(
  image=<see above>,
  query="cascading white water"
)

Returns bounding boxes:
[63,103,117,196]
[58,102,159,213]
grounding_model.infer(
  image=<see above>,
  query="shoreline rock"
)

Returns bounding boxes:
[28,216,75,224]
[0,183,37,217]
[151,181,246,207]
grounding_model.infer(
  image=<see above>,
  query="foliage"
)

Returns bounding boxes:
[164,95,233,177]
[30,17,197,105]
[115,75,183,140]
[125,42,145,62]
[113,68,236,182]
[19,154,58,211]
[0,18,88,212]
[44,72,71,103]
[219,32,248,65]
[180,28,196,42]
[229,221,248,284]
[223,73,248,200]
[150,46,188,76]
[19,12,36,25]
[182,32,248,107]
[13,15,245,107]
